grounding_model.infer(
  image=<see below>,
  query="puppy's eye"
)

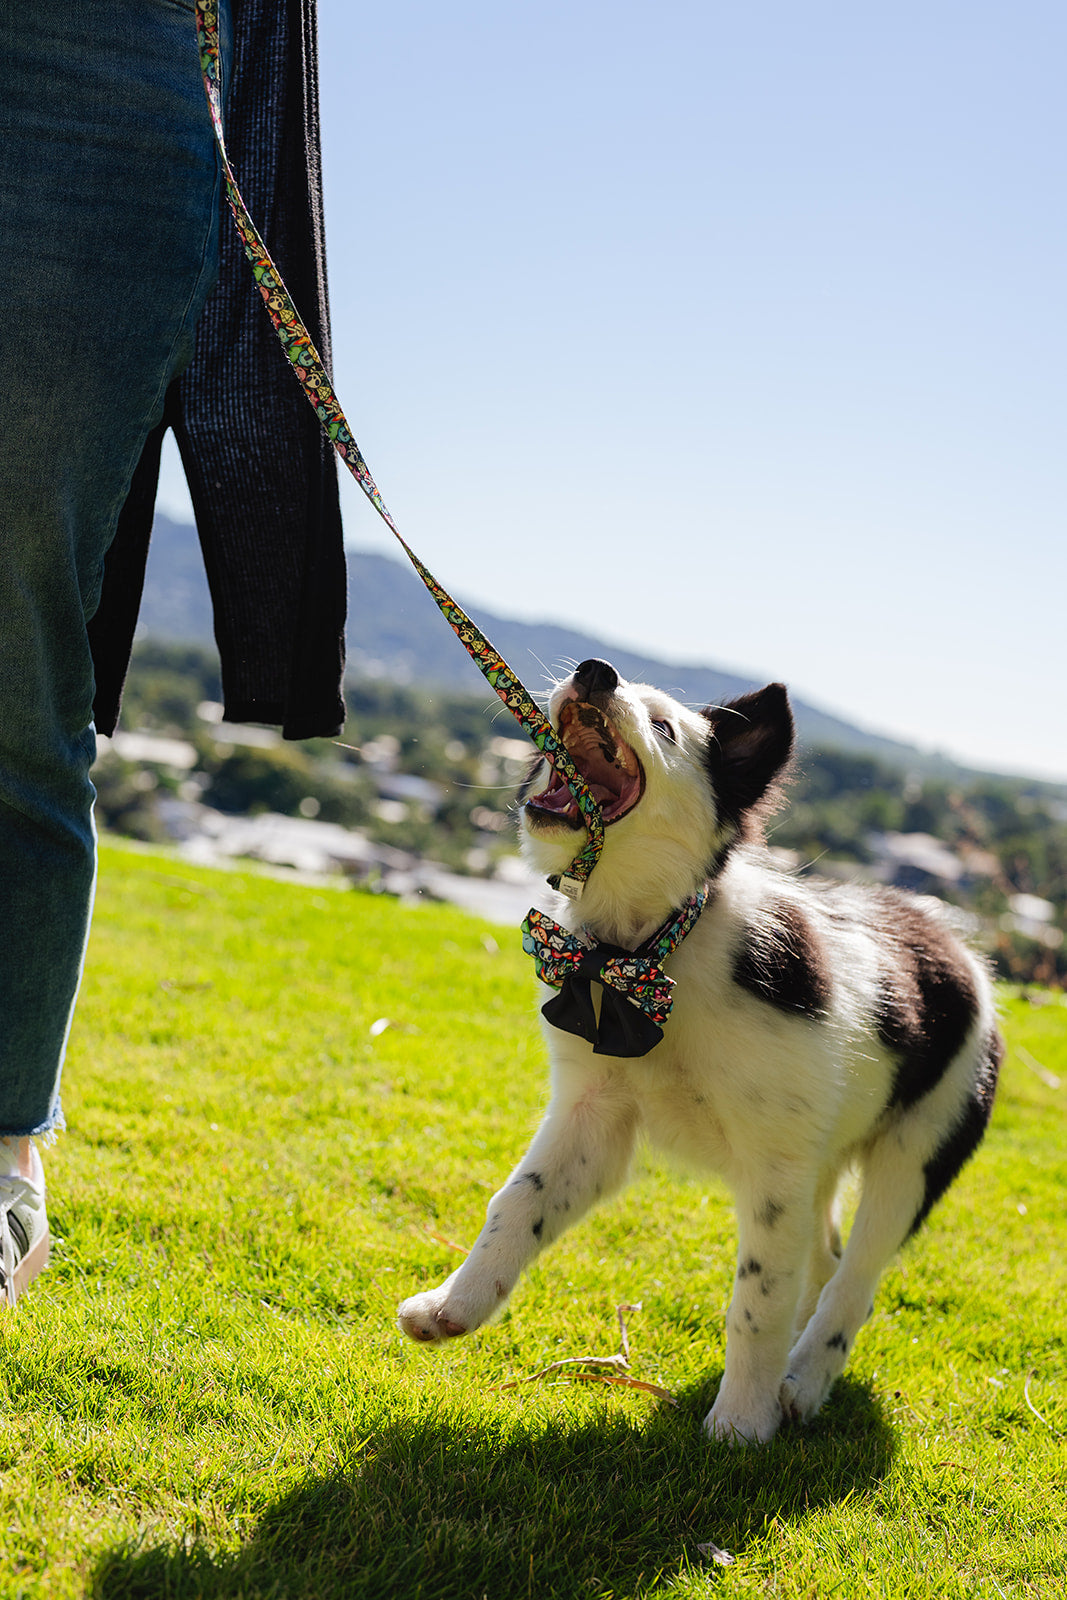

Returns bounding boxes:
[651,718,675,742]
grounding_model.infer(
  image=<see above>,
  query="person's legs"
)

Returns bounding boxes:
[0,2,229,1188]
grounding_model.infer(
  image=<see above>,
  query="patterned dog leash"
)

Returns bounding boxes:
[193,1,602,897]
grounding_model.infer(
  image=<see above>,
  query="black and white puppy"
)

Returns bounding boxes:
[398,660,1002,1444]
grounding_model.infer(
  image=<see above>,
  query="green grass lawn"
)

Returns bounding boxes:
[1,842,1064,1599]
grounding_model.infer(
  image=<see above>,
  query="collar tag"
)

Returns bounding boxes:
[551,873,584,902]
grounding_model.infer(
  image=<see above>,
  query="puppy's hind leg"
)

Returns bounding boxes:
[779,1134,923,1426]
[781,1036,1000,1425]
[791,1166,846,1341]
[398,1073,638,1343]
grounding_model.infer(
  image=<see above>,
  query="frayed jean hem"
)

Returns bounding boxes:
[0,1107,66,1145]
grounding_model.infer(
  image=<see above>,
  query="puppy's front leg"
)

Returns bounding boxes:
[398,1076,637,1343]
[705,1189,813,1445]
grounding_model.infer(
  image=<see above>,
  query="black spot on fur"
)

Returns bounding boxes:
[909,1028,1003,1237]
[826,1332,848,1352]
[734,900,831,1021]
[757,1198,784,1229]
[532,1217,544,1238]
[737,1258,762,1280]
[516,1171,544,1191]
[874,894,981,1110]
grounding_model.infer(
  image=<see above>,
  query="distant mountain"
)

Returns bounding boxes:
[135,514,216,647]
[136,514,938,766]
[343,551,933,763]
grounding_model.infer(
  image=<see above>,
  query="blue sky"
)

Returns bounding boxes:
[161,2,1065,780]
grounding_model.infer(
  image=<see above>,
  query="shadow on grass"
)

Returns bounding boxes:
[92,1375,894,1600]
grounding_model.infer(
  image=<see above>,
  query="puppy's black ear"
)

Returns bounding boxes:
[702,683,794,829]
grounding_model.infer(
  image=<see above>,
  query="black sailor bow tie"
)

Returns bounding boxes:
[520,891,708,1058]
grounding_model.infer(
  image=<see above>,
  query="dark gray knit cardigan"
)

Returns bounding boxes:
[89,0,347,742]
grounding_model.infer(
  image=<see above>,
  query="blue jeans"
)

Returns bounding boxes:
[0,0,231,1136]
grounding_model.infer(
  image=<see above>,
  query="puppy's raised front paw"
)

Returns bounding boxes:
[397,1287,469,1343]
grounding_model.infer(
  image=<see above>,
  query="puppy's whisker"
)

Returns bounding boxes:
[798,849,831,872]
[526,650,559,685]
[452,781,527,791]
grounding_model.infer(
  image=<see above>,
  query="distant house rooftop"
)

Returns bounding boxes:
[869,831,964,884]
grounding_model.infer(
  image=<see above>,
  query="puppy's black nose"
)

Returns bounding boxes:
[573,659,618,696]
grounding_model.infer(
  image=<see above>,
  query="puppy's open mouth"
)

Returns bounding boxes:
[525,700,644,830]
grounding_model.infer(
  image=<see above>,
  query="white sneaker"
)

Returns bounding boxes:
[0,1142,50,1307]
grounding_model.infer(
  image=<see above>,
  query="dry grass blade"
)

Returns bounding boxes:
[1024,1374,1059,1434]
[616,1300,642,1363]
[488,1299,676,1403]
[488,1354,631,1392]
[574,1372,678,1404]
[420,1226,469,1254]
[697,1540,736,1567]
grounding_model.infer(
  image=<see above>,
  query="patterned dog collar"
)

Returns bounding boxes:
[521,887,709,1056]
